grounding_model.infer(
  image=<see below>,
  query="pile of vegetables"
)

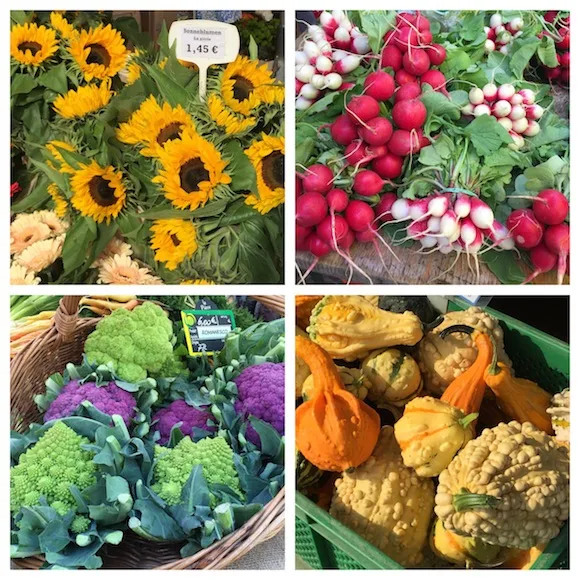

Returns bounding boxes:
[295,295,570,569]
[11,299,285,569]
[296,10,569,285]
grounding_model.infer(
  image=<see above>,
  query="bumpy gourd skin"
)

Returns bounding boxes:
[330,427,434,567]
[362,348,422,406]
[308,296,423,361]
[152,436,241,505]
[417,307,511,394]
[302,366,371,401]
[435,421,569,549]
[11,422,97,515]
[394,396,475,477]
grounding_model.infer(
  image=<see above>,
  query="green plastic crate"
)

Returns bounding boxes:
[295,298,570,570]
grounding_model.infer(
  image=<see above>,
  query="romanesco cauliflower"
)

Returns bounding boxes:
[84,302,174,383]
[152,436,241,505]
[10,422,96,515]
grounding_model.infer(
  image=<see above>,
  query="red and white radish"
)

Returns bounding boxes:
[506,208,543,249]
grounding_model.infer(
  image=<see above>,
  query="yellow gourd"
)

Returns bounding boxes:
[308,296,423,360]
[295,335,380,471]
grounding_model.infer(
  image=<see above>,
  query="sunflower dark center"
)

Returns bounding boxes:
[157,122,183,145]
[180,158,210,193]
[231,75,254,101]
[88,176,117,207]
[18,41,42,55]
[261,151,284,190]
[86,43,111,67]
[170,234,181,246]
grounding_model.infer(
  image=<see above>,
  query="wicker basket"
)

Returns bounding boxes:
[10,295,285,570]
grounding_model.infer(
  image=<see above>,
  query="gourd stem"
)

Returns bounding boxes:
[458,412,479,429]
[423,315,444,332]
[486,339,500,375]
[439,324,476,339]
[453,488,501,512]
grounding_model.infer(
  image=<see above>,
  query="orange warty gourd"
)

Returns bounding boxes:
[484,361,554,435]
[295,335,381,471]
[440,325,494,421]
[296,295,324,330]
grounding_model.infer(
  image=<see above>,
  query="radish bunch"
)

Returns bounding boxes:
[381,11,448,93]
[295,11,371,110]
[461,83,544,150]
[483,12,524,55]
[506,189,569,284]
[540,11,570,86]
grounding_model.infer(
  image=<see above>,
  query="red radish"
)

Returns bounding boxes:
[373,153,404,179]
[506,208,543,249]
[295,96,313,111]
[381,45,403,70]
[544,223,569,284]
[296,191,328,227]
[390,198,411,220]
[317,214,350,243]
[403,49,431,76]
[326,188,349,212]
[420,30,433,44]
[461,103,475,116]
[334,26,352,50]
[392,99,427,130]
[497,117,513,131]
[383,29,398,46]
[474,104,491,117]
[299,83,320,100]
[315,55,333,73]
[544,66,561,80]
[498,83,516,101]
[485,26,496,41]
[296,173,303,199]
[388,129,422,156]
[409,198,430,221]
[532,189,569,225]
[512,118,529,134]
[526,104,544,120]
[301,164,334,193]
[353,170,386,196]
[420,70,446,91]
[523,120,540,137]
[510,93,524,106]
[560,52,570,67]
[460,217,478,245]
[509,105,526,121]
[320,11,339,36]
[396,11,417,27]
[556,30,570,50]
[328,114,358,146]
[404,219,429,241]
[308,234,331,256]
[487,220,515,250]
[470,197,495,230]
[345,200,375,232]
[295,78,305,95]
[335,55,363,75]
[427,215,441,233]
[492,100,511,118]
[483,83,498,101]
[469,88,485,105]
[352,35,371,55]
[395,69,417,85]
[415,13,431,32]
[508,131,525,151]
[296,224,312,251]
[364,71,395,101]
[560,69,570,84]
[375,192,398,222]
[454,194,471,218]
[440,209,461,242]
[344,140,369,166]
[366,144,389,159]
[339,229,356,250]
[395,83,422,102]
[484,39,496,53]
[395,26,420,50]
[428,44,447,65]
[346,95,380,125]
[355,224,379,242]
[518,88,535,105]
[358,117,393,146]
[522,243,557,284]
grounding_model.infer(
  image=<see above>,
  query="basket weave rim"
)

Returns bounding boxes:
[11,295,285,570]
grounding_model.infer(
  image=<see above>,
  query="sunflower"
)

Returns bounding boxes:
[50,12,75,39]
[68,23,128,81]
[220,56,279,116]
[153,132,231,211]
[97,254,162,285]
[10,214,52,254]
[46,140,76,173]
[244,134,285,215]
[47,183,69,218]
[70,161,126,223]
[180,279,216,285]
[207,94,257,136]
[116,95,197,157]
[10,263,41,285]
[11,23,58,67]
[92,237,133,268]
[16,235,65,272]
[53,79,113,119]
[119,49,141,85]
[149,219,198,271]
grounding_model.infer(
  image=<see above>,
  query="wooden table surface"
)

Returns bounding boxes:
[296,244,565,285]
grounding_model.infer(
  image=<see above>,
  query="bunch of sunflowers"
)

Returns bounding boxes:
[10,10,285,285]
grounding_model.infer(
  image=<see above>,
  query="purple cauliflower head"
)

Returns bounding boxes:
[234,362,285,446]
[152,400,215,445]
[44,380,137,425]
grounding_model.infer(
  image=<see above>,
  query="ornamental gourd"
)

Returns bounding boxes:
[302,366,370,401]
[394,396,478,477]
[308,296,423,360]
[295,335,380,471]
[484,361,554,434]
[296,295,324,330]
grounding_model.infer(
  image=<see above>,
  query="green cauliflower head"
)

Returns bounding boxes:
[152,436,242,506]
[11,422,97,515]
[84,302,174,383]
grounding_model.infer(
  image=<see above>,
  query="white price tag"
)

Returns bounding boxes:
[461,295,481,304]
[181,26,225,59]
[169,19,240,100]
